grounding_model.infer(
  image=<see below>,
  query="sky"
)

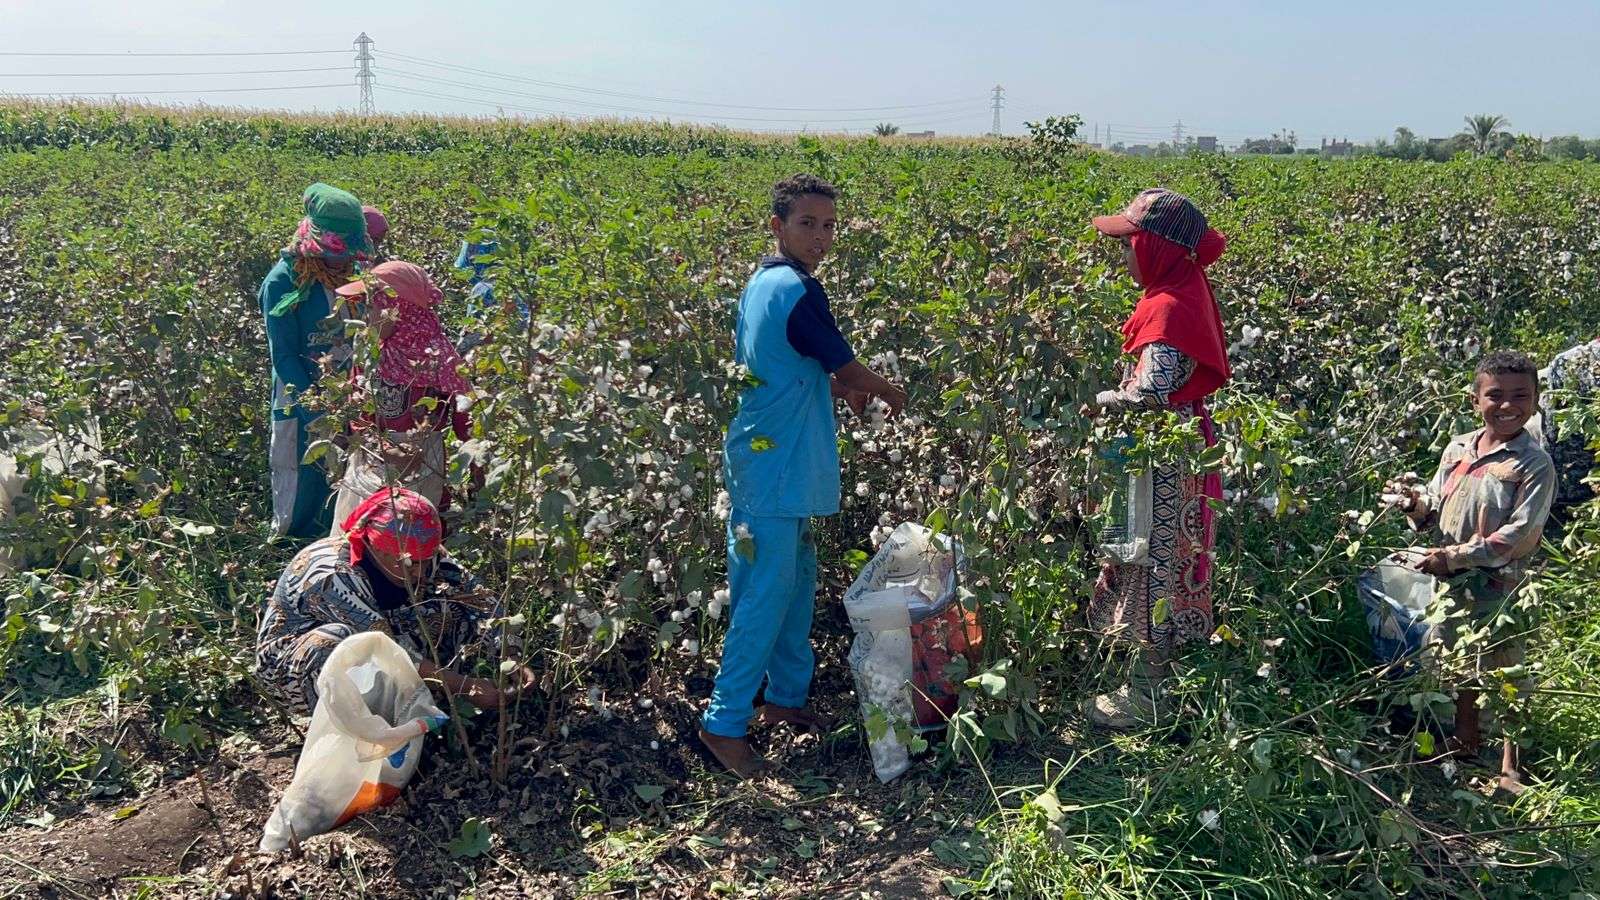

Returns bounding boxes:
[0,0,1596,145]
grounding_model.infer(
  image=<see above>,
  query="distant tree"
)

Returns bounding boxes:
[1425,134,1474,162]
[1392,126,1421,160]
[1546,135,1589,161]
[1461,114,1510,156]
[873,123,900,137]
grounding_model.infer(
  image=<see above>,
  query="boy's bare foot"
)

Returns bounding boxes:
[698,728,767,779]
[755,704,828,733]
[1494,772,1527,797]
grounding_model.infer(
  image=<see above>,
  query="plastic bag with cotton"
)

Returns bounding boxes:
[844,523,981,782]
[260,631,447,852]
[1358,548,1443,669]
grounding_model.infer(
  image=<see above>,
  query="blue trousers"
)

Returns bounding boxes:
[702,511,817,738]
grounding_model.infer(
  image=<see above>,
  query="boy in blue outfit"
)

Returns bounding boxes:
[699,174,908,777]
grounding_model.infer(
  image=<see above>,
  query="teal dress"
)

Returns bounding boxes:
[262,257,338,539]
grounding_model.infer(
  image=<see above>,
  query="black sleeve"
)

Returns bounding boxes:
[785,281,855,373]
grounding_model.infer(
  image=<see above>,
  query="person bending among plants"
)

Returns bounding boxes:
[328,261,477,532]
[262,183,374,540]
[1080,188,1231,729]
[699,174,908,778]
[257,486,532,714]
[1385,351,1555,794]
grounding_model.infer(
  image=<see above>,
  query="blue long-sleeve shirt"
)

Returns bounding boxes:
[260,257,336,412]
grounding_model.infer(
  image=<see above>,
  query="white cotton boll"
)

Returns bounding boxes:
[617,340,632,360]
[587,685,602,703]
[671,609,688,623]
[940,474,957,488]
[653,571,669,585]
[550,613,567,627]
[1256,662,1273,678]
[855,482,870,498]
[686,591,703,608]
[681,638,699,654]
[735,522,751,540]
[644,520,658,534]
[1198,809,1221,831]
[714,490,732,521]
[707,598,724,620]
[1440,759,1457,780]
[638,697,654,709]
[679,484,694,499]
[636,364,653,379]
[579,609,602,630]
[1257,495,1279,515]
[888,449,904,464]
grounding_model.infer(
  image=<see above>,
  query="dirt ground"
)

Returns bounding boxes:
[0,634,996,900]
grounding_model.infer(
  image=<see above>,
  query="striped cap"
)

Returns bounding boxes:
[1092,188,1208,251]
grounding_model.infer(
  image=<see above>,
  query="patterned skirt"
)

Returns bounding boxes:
[1089,408,1220,662]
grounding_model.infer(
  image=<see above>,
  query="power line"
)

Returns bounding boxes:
[381,83,983,133]
[382,50,983,113]
[0,66,351,77]
[0,49,348,57]
[4,83,351,97]
[379,67,983,124]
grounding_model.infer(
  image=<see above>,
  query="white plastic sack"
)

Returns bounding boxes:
[1,418,104,574]
[260,631,447,852]
[1358,548,1442,665]
[844,523,964,783]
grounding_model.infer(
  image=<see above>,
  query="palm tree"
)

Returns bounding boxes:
[1461,115,1509,156]
[873,122,900,137]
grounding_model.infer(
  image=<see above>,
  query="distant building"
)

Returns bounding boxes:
[1125,144,1155,157]
[904,130,935,139]
[1195,136,1218,153]
[1321,137,1355,157]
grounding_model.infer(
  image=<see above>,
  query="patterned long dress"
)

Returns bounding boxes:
[1089,342,1220,662]
[256,537,498,712]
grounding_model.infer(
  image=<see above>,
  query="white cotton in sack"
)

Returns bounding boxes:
[843,522,963,783]
[260,631,447,852]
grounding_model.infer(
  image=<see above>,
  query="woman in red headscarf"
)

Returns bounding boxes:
[329,261,478,534]
[257,488,533,713]
[1081,189,1230,729]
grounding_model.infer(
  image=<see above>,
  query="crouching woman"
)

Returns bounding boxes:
[256,487,530,713]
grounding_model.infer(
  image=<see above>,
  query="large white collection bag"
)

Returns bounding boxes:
[843,522,974,783]
[260,631,448,851]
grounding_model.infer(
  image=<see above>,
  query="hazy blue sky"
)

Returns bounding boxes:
[1,0,1596,145]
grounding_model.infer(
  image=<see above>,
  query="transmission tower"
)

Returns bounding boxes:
[1172,119,1184,145]
[990,85,1004,136]
[354,32,375,116]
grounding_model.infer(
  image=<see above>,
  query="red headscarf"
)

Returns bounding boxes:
[341,486,443,566]
[1120,228,1230,405]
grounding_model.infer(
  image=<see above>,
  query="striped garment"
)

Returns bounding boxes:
[256,537,498,713]
[1414,428,1555,590]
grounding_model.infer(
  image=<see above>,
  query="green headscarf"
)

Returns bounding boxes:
[268,183,373,317]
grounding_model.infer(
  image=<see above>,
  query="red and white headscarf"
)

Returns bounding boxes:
[335,260,471,396]
[340,486,443,566]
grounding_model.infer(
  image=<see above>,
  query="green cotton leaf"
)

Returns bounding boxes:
[749,435,776,452]
[1251,736,1273,769]
[864,705,890,742]
[1345,540,1362,559]
[448,817,492,858]
[734,536,756,564]
[633,784,666,803]
[966,670,1007,698]
[1028,787,1065,825]
[844,548,870,570]
[302,439,334,466]
[1152,596,1171,626]
[1415,732,1435,757]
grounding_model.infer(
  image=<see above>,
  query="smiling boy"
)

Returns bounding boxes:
[699,174,908,778]
[1389,351,1555,793]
